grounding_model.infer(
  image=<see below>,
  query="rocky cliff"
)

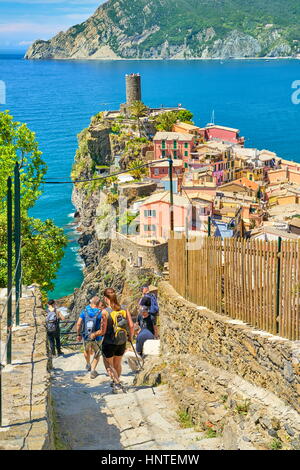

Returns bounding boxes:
[69,112,159,316]
[25,0,300,60]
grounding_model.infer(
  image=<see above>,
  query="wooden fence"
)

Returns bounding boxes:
[168,235,300,341]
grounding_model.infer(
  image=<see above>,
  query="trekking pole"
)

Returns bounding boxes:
[129,339,144,370]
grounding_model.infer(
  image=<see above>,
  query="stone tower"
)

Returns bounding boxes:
[126,73,142,105]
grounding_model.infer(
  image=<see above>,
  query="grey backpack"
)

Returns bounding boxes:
[46,309,59,332]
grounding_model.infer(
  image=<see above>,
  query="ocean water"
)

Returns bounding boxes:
[0,54,299,298]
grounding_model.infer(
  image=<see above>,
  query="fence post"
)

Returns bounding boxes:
[168,158,174,235]
[0,358,2,426]
[14,163,21,326]
[208,216,211,237]
[185,234,188,300]
[276,237,282,334]
[7,177,13,365]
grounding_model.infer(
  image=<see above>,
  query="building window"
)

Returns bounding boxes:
[162,140,166,149]
[184,151,188,157]
[144,210,156,218]
[173,141,177,149]
[162,150,166,157]
[144,224,156,232]
[184,143,188,149]
[173,150,177,159]
[154,168,159,176]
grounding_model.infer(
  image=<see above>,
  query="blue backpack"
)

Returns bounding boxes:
[82,309,101,341]
[147,293,159,316]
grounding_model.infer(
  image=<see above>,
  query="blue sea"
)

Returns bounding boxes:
[0,54,299,298]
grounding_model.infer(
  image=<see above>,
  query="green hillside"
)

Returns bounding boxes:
[26,0,300,59]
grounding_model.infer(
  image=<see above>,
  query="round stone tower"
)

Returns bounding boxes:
[126,73,142,104]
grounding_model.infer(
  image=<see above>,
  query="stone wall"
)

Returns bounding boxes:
[138,281,300,450]
[111,232,168,271]
[0,288,54,450]
[87,125,112,165]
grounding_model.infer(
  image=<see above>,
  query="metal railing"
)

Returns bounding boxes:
[0,164,22,427]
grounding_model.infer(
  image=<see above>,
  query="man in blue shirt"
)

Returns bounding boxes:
[135,305,158,356]
[76,297,107,379]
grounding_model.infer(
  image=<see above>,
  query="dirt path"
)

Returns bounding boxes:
[51,350,223,450]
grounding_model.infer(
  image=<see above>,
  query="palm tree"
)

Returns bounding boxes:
[128,158,147,181]
[129,101,148,137]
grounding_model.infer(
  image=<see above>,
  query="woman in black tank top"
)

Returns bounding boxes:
[101,288,134,391]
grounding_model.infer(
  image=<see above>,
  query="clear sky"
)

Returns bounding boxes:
[0,0,105,51]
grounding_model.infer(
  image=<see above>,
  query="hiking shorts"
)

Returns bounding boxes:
[83,340,102,358]
[102,343,126,359]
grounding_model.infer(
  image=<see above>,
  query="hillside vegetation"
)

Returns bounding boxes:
[25,0,300,59]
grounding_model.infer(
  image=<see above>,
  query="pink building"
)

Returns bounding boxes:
[199,125,244,145]
[139,191,190,239]
[153,132,195,162]
[149,160,183,179]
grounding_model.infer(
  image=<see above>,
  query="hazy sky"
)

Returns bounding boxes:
[0,0,105,50]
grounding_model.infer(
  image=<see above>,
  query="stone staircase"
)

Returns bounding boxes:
[52,351,223,450]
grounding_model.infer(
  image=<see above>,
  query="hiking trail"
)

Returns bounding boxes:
[51,350,223,450]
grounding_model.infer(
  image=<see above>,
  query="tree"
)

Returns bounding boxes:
[0,111,68,295]
[129,101,148,137]
[155,109,195,131]
[177,109,194,124]
[128,158,147,181]
[155,111,178,131]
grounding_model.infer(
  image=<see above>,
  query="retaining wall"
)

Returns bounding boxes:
[0,288,54,450]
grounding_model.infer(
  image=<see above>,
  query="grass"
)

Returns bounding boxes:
[269,438,283,450]
[235,399,251,415]
[177,409,193,429]
[204,428,217,438]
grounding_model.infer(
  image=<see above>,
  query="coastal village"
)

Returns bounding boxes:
[1,73,299,452]
[93,73,300,270]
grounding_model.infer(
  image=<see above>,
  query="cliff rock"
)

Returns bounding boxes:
[25,0,300,60]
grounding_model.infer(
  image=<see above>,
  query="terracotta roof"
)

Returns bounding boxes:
[268,204,300,217]
[251,226,299,240]
[174,122,201,131]
[230,177,259,191]
[150,159,183,168]
[153,131,194,141]
[206,124,240,133]
[141,191,189,207]
[187,192,214,202]
[289,218,300,228]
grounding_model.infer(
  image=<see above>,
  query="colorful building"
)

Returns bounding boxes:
[149,160,183,179]
[199,125,245,145]
[153,132,195,162]
[268,168,300,186]
[173,122,202,137]
[139,191,190,239]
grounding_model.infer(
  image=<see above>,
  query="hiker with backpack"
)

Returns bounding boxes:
[135,304,158,356]
[139,285,159,317]
[101,287,134,393]
[76,297,107,379]
[46,299,65,357]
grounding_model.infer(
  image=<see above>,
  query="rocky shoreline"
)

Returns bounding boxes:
[25,0,300,62]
